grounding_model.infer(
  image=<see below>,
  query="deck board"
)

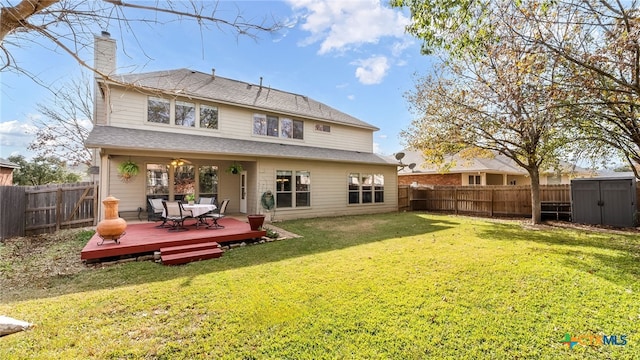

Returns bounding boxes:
[81,217,265,261]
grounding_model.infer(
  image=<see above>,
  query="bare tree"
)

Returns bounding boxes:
[0,1,281,83]
[28,72,93,166]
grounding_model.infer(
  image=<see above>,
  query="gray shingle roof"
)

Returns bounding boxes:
[86,126,395,166]
[0,158,19,169]
[108,69,378,130]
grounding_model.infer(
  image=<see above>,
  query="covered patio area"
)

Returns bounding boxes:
[81,217,266,264]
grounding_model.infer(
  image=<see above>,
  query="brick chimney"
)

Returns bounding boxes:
[93,31,116,76]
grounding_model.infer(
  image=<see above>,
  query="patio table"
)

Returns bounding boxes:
[182,204,217,218]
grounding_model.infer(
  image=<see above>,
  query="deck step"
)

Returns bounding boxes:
[161,247,223,265]
[160,242,220,256]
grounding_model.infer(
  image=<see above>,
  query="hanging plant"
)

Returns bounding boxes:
[226,162,243,174]
[117,160,140,182]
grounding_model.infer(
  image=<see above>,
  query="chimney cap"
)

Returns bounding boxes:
[101,31,110,37]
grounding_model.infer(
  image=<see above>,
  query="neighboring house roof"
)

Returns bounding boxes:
[397,150,525,175]
[397,150,591,176]
[106,68,378,131]
[0,158,19,169]
[86,126,395,166]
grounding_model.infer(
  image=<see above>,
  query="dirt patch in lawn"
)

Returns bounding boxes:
[0,229,92,300]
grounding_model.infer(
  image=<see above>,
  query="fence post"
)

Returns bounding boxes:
[490,188,494,217]
[56,187,62,232]
[454,188,458,214]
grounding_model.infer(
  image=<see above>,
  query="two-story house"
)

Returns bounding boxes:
[86,32,398,221]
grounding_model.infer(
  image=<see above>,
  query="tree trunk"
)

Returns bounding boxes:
[529,168,542,225]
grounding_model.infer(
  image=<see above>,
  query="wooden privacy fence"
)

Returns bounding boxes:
[400,185,571,218]
[0,182,98,240]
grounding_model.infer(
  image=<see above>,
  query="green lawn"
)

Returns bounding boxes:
[1,213,638,359]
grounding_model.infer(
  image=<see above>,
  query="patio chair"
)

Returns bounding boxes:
[148,198,167,227]
[162,201,190,232]
[198,197,215,205]
[205,199,229,229]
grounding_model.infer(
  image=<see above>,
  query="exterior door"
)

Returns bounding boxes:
[240,171,247,213]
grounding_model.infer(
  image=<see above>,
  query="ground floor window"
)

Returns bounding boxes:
[348,173,384,204]
[276,170,310,208]
[199,165,218,200]
[146,164,169,195]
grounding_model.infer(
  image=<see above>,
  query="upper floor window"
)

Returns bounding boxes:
[200,105,218,129]
[254,113,304,140]
[148,97,170,124]
[175,101,195,127]
[147,96,218,130]
[315,124,331,133]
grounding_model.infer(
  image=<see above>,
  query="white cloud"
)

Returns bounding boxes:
[0,119,38,163]
[391,39,414,57]
[378,134,388,139]
[0,120,36,135]
[347,94,355,100]
[288,0,410,54]
[353,56,390,85]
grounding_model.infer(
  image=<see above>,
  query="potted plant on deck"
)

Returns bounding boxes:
[185,193,195,205]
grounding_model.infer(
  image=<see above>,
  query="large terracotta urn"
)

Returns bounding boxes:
[96,195,127,240]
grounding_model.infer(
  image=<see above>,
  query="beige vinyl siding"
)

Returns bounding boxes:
[103,155,148,214]
[107,88,375,153]
[255,158,397,221]
[108,90,147,128]
[305,122,374,152]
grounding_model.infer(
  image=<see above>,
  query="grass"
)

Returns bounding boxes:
[0,212,639,359]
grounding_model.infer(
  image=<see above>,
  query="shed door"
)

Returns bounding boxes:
[572,180,601,225]
[601,180,633,227]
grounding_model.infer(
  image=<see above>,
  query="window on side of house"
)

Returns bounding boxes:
[348,173,385,204]
[146,164,169,195]
[200,105,218,129]
[199,165,218,200]
[315,124,331,133]
[175,101,195,127]
[348,173,360,204]
[281,118,304,139]
[275,170,311,208]
[296,171,311,207]
[276,170,293,208]
[174,164,195,202]
[267,115,279,137]
[469,175,481,185]
[148,97,170,124]
[374,174,384,202]
[362,174,373,203]
[253,114,267,135]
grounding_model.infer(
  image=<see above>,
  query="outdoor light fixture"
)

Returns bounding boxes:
[170,158,187,166]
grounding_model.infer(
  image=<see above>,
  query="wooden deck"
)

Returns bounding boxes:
[81,217,266,262]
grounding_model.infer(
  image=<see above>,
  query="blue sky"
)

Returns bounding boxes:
[0,0,434,160]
